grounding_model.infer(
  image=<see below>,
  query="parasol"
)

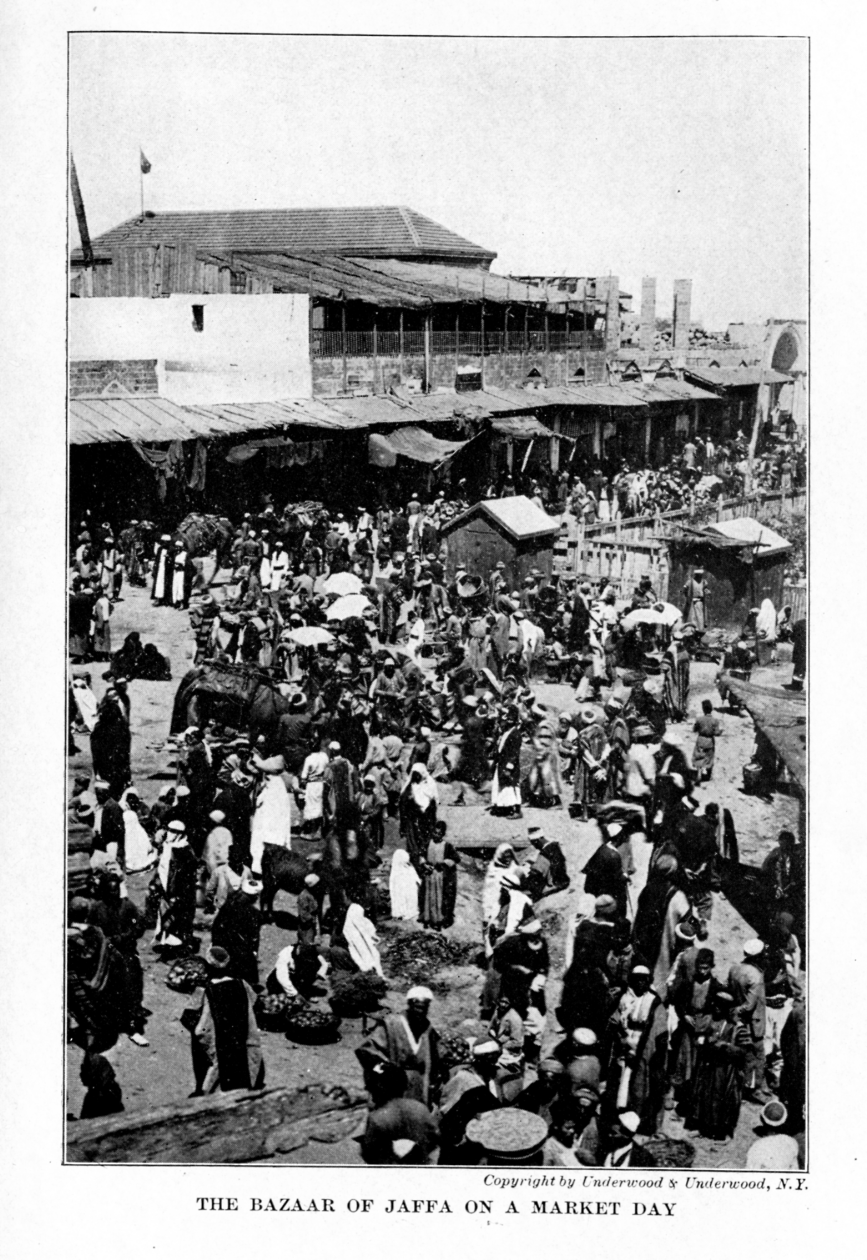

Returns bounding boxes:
[285,626,334,648]
[621,601,682,630]
[326,593,373,621]
[322,572,364,597]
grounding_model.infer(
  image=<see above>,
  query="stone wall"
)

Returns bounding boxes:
[69,359,159,397]
[311,349,608,397]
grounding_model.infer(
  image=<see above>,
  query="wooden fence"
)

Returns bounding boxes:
[581,488,807,545]
[782,582,807,622]
[553,488,806,596]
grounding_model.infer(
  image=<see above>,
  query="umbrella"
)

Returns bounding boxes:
[322,572,364,596]
[326,594,373,621]
[285,626,335,648]
[621,602,682,630]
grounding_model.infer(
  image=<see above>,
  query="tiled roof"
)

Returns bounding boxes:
[72,206,496,264]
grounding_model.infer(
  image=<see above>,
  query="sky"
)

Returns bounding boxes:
[68,34,807,329]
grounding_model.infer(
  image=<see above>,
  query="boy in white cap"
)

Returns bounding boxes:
[745,1100,800,1170]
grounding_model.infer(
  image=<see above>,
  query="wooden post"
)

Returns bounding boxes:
[522,304,529,382]
[582,285,589,376]
[455,304,460,385]
[341,300,348,394]
[746,362,766,493]
[544,309,550,383]
[565,310,570,382]
[480,278,486,390]
[423,308,432,394]
[399,308,404,383]
[372,310,379,394]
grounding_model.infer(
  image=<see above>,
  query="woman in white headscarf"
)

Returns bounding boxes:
[119,788,157,874]
[341,903,384,976]
[755,597,778,666]
[389,849,421,921]
[399,763,439,869]
[71,676,99,732]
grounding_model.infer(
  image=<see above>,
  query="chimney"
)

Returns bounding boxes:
[604,275,620,352]
[640,277,656,352]
[672,279,692,352]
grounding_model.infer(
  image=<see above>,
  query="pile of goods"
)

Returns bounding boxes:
[329,972,388,1018]
[378,929,479,990]
[438,1031,474,1074]
[165,956,209,993]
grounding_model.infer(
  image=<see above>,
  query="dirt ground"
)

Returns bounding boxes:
[67,578,800,1168]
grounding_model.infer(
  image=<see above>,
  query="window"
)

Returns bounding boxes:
[192,305,204,333]
[229,270,247,295]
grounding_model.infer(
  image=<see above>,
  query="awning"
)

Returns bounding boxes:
[490,415,550,438]
[368,426,470,466]
[719,674,805,794]
[226,436,329,465]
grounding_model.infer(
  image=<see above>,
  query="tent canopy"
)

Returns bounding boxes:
[368,427,470,467]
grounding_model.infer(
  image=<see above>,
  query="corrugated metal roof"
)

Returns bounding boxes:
[704,517,792,556]
[73,206,496,264]
[444,495,561,541]
[686,366,791,388]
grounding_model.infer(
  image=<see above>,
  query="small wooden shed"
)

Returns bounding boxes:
[667,516,792,631]
[442,495,561,589]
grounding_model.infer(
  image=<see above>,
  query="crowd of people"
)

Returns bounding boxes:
[482,430,806,525]
[66,469,805,1169]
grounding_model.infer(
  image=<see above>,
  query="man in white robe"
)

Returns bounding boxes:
[249,754,292,875]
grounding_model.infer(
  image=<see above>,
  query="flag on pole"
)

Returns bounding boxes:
[140,149,152,174]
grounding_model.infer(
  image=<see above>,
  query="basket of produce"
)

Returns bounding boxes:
[254,992,308,1032]
[329,972,388,1018]
[165,956,208,993]
[284,1006,342,1045]
[465,1108,549,1165]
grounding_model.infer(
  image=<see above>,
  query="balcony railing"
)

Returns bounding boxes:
[309,329,605,359]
